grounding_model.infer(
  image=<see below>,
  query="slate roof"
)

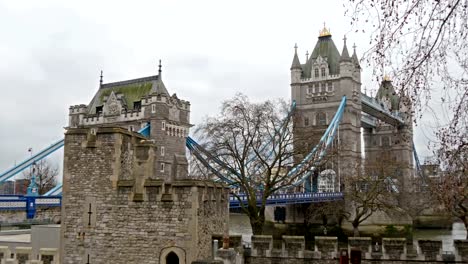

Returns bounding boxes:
[302,35,341,78]
[87,75,169,114]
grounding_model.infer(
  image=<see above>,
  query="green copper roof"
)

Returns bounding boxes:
[376,80,400,111]
[87,75,164,114]
[302,35,341,78]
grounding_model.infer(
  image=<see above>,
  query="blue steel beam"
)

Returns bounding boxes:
[0,139,65,183]
[44,183,63,196]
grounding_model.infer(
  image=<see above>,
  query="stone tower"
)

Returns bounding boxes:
[68,65,191,181]
[63,65,229,263]
[363,78,414,188]
[291,26,362,192]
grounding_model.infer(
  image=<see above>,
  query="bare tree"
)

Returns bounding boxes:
[22,159,58,195]
[345,153,402,236]
[194,94,324,234]
[430,133,468,238]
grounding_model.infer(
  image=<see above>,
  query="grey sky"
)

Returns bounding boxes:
[0,0,435,178]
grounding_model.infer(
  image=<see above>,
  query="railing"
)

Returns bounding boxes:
[229,192,343,208]
[0,195,62,219]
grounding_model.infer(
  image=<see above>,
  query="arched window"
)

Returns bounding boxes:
[166,252,179,264]
[316,112,326,125]
[314,68,319,78]
[321,67,326,77]
[318,169,336,193]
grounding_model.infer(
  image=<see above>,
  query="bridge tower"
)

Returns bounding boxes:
[291,26,362,192]
[363,78,414,188]
[68,63,191,181]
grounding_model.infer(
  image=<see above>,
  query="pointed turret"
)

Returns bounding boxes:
[290,44,302,84]
[351,43,360,67]
[340,36,351,62]
[290,43,302,70]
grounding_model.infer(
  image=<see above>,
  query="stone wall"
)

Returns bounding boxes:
[220,236,468,264]
[61,127,229,264]
[0,207,61,225]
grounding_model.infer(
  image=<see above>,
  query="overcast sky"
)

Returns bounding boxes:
[0,0,436,179]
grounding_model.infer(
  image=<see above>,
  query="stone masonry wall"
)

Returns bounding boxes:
[61,127,228,264]
[0,207,61,224]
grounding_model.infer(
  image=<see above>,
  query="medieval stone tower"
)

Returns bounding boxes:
[290,26,362,192]
[62,65,229,263]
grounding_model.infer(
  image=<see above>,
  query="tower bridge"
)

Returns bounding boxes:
[0,26,427,263]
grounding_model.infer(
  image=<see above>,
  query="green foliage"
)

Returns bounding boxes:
[383,225,399,237]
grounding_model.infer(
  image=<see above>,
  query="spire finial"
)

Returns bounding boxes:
[319,22,331,37]
[158,59,162,76]
[305,50,309,61]
[353,43,357,52]
[294,43,298,53]
[343,35,347,46]
[99,70,103,87]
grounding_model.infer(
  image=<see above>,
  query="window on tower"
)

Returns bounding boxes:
[321,68,326,77]
[317,112,326,125]
[327,82,333,92]
[314,68,319,78]
[304,117,309,126]
[96,106,103,115]
[133,101,142,111]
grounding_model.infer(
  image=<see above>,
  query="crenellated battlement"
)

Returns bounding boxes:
[210,235,467,263]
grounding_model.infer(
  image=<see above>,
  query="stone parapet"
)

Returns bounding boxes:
[348,237,372,259]
[314,236,338,259]
[382,238,406,260]
[454,240,468,262]
[251,235,273,257]
[418,240,442,261]
[282,236,304,258]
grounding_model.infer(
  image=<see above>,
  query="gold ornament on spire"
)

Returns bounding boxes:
[383,74,391,81]
[319,22,331,37]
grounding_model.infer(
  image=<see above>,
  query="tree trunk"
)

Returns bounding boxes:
[249,207,266,235]
[462,216,468,240]
[352,221,360,237]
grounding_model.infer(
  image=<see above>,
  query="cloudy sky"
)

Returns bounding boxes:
[0,0,435,179]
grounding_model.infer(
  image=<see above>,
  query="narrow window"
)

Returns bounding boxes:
[129,125,134,132]
[162,121,166,130]
[151,104,156,113]
[160,163,165,172]
[327,82,333,92]
[304,117,309,126]
[321,68,326,77]
[312,84,316,93]
[133,101,142,111]
[314,68,319,78]
[382,136,390,147]
[161,146,165,156]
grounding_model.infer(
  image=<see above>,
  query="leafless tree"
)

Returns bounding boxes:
[194,94,325,234]
[345,153,402,236]
[430,133,468,238]
[22,159,58,195]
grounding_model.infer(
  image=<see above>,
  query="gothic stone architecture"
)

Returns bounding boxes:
[62,70,229,263]
[290,26,414,194]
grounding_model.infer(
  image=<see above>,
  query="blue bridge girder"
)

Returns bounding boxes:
[229,192,344,208]
[361,93,405,127]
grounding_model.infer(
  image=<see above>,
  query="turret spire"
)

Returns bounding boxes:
[351,43,360,67]
[158,59,162,78]
[99,70,103,87]
[290,43,302,70]
[340,35,351,62]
